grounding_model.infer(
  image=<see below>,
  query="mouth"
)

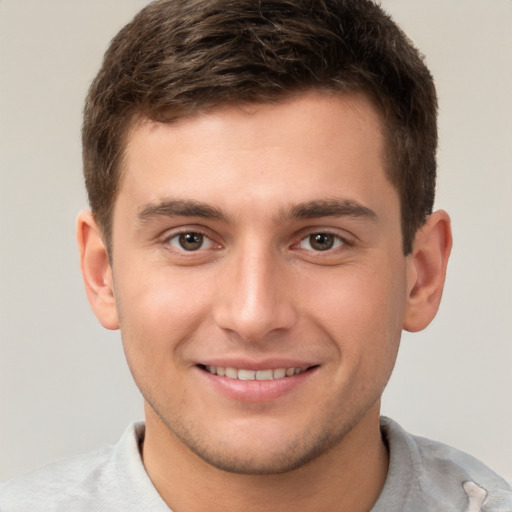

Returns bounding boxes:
[197,363,319,402]
[199,364,314,381]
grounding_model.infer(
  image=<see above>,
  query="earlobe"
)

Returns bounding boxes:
[403,210,452,332]
[76,210,119,330]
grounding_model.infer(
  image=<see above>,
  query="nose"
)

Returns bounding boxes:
[213,245,298,342]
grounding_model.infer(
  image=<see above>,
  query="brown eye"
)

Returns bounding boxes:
[298,233,344,251]
[309,233,334,251]
[179,233,203,250]
[168,232,211,251]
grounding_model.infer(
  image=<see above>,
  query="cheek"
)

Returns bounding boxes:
[114,267,215,363]
[117,262,212,320]
[304,263,407,358]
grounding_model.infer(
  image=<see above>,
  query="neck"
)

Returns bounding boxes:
[142,403,388,512]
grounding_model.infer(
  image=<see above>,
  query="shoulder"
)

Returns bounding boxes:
[0,445,115,512]
[378,417,512,512]
[0,423,167,512]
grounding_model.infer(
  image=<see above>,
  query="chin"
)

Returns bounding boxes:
[168,415,349,476]
[185,439,331,475]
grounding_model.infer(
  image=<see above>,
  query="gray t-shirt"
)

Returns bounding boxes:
[1,417,510,511]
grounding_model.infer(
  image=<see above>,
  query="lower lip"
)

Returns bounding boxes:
[197,367,317,402]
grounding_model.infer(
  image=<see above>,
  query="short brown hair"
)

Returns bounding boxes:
[83,0,437,254]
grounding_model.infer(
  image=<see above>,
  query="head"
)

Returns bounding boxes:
[83,0,437,255]
[78,0,451,478]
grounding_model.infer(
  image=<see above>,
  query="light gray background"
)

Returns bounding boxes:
[1,0,511,482]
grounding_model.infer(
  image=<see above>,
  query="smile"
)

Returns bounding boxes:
[203,365,309,381]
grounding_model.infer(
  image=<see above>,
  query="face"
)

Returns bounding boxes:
[108,92,411,474]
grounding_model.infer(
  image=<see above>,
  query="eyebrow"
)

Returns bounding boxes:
[137,199,226,223]
[286,199,378,222]
[136,197,378,224]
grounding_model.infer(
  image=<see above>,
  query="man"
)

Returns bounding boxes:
[1,0,510,510]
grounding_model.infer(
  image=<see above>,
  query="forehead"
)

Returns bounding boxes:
[117,91,395,221]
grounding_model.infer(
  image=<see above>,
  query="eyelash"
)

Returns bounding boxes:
[162,229,351,255]
[164,230,218,252]
[296,232,348,252]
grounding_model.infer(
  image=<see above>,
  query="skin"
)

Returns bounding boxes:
[78,91,452,512]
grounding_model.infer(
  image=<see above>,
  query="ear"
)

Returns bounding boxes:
[403,210,452,332]
[76,210,119,330]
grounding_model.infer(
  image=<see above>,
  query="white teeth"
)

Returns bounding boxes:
[238,369,256,381]
[273,368,286,379]
[225,367,238,379]
[256,369,273,380]
[204,365,308,380]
